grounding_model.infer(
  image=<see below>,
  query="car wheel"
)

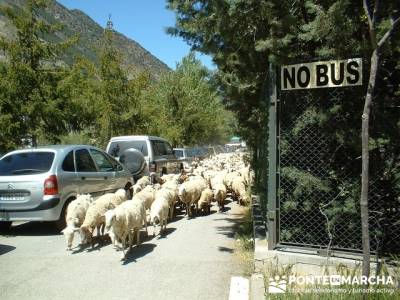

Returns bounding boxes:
[0,221,12,232]
[54,199,72,231]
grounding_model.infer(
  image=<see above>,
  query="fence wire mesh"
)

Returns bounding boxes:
[278,86,400,255]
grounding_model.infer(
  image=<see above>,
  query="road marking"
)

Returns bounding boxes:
[229,276,249,300]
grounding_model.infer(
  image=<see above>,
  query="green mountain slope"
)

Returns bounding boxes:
[0,0,170,80]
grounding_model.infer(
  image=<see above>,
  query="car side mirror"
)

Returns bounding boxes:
[116,164,124,172]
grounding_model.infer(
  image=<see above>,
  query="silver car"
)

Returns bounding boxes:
[0,145,133,230]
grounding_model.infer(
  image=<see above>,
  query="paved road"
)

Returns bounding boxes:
[0,200,245,300]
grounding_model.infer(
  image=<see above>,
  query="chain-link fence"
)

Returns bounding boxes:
[276,83,400,256]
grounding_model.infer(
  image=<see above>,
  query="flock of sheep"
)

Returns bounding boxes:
[61,152,252,260]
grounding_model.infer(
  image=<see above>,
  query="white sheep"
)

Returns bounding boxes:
[105,198,147,260]
[197,188,213,214]
[80,189,126,247]
[178,178,207,218]
[231,176,250,205]
[224,171,240,193]
[155,186,178,220]
[150,197,169,236]
[61,194,93,250]
[214,183,227,212]
[132,176,151,195]
[134,185,156,210]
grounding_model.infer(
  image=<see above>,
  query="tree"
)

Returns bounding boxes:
[0,0,76,151]
[142,53,233,146]
[94,21,129,147]
[56,56,99,145]
[360,0,400,281]
[167,0,400,262]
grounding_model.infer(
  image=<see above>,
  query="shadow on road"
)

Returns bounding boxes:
[0,244,16,255]
[0,221,60,237]
[214,207,246,239]
[168,214,185,224]
[157,227,176,239]
[218,246,234,253]
[122,243,157,265]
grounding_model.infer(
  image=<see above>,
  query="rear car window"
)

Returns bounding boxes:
[0,152,55,176]
[174,150,184,158]
[62,150,75,172]
[108,141,148,157]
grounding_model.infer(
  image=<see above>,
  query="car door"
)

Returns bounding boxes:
[150,140,167,173]
[163,142,179,173]
[105,152,130,190]
[89,149,117,194]
[74,148,105,197]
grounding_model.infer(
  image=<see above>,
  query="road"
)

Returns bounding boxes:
[0,200,246,300]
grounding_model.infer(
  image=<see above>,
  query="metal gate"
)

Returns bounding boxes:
[267,61,400,256]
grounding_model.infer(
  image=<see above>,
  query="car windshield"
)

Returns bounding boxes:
[108,141,148,157]
[0,152,55,176]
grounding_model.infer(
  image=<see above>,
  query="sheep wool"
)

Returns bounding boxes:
[80,190,127,246]
[62,194,93,250]
[150,197,169,236]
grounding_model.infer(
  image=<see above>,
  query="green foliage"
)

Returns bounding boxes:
[142,53,233,147]
[0,0,78,151]
[167,0,400,254]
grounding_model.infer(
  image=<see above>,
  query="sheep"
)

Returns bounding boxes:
[239,165,251,188]
[134,185,156,210]
[80,189,127,247]
[197,188,213,214]
[132,176,151,195]
[150,197,169,236]
[61,194,93,251]
[224,171,240,193]
[105,198,147,260]
[178,178,208,218]
[231,176,250,205]
[155,187,178,220]
[214,183,227,212]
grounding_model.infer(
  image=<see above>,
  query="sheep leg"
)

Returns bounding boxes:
[186,204,190,218]
[143,218,148,236]
[136,228,140,246]
[128,230,133,251]
[120,235,127,260]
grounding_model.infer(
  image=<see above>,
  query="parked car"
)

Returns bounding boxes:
[0,145,133,230]
[106,136,184,180]
[206,145,226,156]
[173,147,199,170]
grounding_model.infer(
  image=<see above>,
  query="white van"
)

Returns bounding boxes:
[106,136,183,181]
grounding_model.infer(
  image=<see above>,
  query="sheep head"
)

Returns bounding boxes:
[104,209,115,233]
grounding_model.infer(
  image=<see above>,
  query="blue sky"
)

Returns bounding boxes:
[57,0,214,70]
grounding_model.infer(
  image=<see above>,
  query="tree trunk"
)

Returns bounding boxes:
[361,49,378,282]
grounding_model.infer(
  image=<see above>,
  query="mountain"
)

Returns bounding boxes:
[0,0,170,80]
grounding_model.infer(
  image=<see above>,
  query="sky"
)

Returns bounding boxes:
[57,0,214,70]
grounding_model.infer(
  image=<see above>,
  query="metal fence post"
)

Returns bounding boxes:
[267,63,278,250]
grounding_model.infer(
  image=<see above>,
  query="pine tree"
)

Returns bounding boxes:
[167,0,400,260]
[0,0,76,151]
[95,19,129,147]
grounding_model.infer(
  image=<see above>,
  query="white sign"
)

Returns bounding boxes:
[281,58,362,90]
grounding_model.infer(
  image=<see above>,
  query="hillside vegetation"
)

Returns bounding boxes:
[0,0,169,80]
